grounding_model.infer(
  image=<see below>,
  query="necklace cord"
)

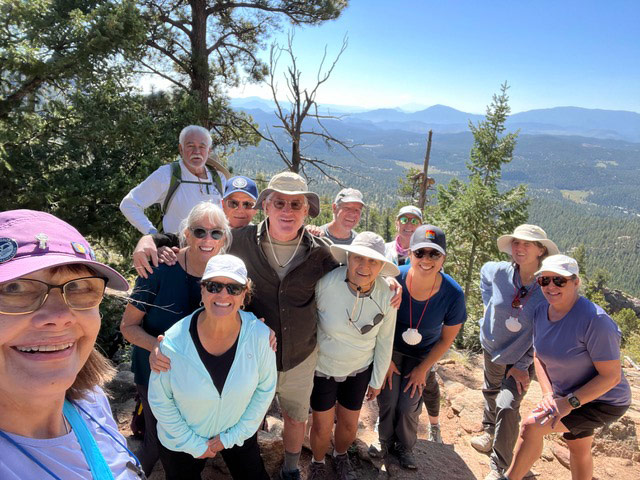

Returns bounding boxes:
[408,269,438,332]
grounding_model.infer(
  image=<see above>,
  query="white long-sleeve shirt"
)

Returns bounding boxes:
[315,266,397,389]
[119,158,225,234]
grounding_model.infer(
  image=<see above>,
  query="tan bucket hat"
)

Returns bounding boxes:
[497,224,559,256]
[256,171,320,217]
[330,232,400,277]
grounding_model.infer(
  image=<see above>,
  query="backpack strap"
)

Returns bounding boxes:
[161,161,182,214]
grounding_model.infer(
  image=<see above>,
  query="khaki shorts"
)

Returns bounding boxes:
[276,348,318,422]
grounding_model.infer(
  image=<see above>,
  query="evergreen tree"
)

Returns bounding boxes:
[432,83,528,343]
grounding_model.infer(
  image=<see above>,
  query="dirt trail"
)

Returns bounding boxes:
[113,352,640,479]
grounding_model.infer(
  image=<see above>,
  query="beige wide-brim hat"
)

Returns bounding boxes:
[497,224,559,256]
[330,232,400,277]
[255,171,320,218]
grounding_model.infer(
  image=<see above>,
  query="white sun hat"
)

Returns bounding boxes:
[330,231,400,277]
[497,224,559,256]
[202,254,248,284]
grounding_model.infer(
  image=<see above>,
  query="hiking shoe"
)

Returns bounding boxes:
[367,440,389,458]
[484,469,503,480]
[428,423,443,443]
[278,467,301,480]
[333,453,357,480]
[393,443,417,470]
[471,431,494,453]
[308,462,327,480]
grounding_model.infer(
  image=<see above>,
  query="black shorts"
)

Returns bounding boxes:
[310,364,373,412]
[561,402,629,440]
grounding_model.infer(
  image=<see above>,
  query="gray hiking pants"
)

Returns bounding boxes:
[481,350,535,472]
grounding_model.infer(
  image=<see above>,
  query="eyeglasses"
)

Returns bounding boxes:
[269,198,305,211]
[398,216,421,226]
[511,286,529,308]
[201,280,246,296]
[190,227,224,240]
[225,199,255,210]
[537,276,572,288]
[0,276,107,315]
[413,248,443,260]
[346,297,385,335]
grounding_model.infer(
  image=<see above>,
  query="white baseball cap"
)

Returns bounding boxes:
[535,254,579,277]
[202,254,248,284]
[397,205,423,221]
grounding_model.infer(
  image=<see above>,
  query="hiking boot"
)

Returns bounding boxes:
[367,439,389,458]
[333,453,357,480]
[278,467,301,480]
[393,443,417,470]
[428,423,443,443]
[471,431,494,453]
[308,462,327,480]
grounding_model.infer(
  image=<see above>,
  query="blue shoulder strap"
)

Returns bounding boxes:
[63,400,115,480]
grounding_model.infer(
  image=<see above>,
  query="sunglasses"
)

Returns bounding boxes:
[270,198,305,211]
[201,280,246,296]
[398,216,421,226]
[0,276,107,315]
[537,275,572,288]
[346,296,385,335]
[511,286,529,308]
[190,227,224,240]
[412,248,443,260]
[225,199,255,210]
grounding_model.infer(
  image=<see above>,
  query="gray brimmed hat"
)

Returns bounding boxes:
[330,231,400,277]
[497,224,559,256]
[255,171,320,218]
[334,188,365,206]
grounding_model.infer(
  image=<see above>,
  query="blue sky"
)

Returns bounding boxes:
[225,0,640,114]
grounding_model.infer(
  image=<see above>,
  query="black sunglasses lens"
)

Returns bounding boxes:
[225,284,245,295]
[203,281,222,293]
[373,313,384,325]
[193,228,207,239]
[553,276,568,287]
[210,230,224,240]
[228,200,239,209]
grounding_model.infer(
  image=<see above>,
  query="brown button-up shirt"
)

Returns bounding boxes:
[229,220,339,371]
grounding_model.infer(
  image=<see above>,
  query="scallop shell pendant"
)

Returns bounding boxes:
[505,316,522,333]
[402,328,423,345]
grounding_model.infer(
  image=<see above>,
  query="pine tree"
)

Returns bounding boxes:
[433,83,529,335]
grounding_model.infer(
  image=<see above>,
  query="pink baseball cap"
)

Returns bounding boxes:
[0,210,129,291]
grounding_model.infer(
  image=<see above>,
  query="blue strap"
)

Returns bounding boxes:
[0,430,62,480]
[63,400,115,480]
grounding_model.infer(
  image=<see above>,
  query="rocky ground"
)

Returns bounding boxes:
[110,351,640,479]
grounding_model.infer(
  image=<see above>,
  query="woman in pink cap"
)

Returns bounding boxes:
[0,210,142,479]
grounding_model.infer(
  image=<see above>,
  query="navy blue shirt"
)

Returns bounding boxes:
[129,263,202,386]
[394,265,467,359]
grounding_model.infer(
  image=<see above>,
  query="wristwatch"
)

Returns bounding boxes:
[567,393,581,409]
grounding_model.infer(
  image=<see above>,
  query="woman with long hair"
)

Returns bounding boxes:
[0,210,141,479]
[502,255,631,480]
[471,225,558,480]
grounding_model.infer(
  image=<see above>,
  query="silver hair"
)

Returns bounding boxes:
[178,125,212,147]
[178,202,232,252]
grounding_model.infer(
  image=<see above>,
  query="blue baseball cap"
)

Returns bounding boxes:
[223,176,258,201]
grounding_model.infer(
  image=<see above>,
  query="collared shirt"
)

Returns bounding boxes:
[229,220,339,371]
[120,158,226,234]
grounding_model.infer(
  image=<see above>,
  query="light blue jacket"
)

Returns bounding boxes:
[148,308,277,458]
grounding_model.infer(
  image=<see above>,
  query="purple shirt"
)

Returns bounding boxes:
[533,296,631,406]
[0,387,138,479]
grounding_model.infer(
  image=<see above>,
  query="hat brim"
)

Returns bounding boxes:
[330,244,400,277]
[336,197,365,206]
[0,254,129,291]
[223,188,257,201]
[497,234,559,256]
[255,188,320,218]
[410,242,446,256]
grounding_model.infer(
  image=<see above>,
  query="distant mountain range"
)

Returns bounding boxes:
[230,97,640,143]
